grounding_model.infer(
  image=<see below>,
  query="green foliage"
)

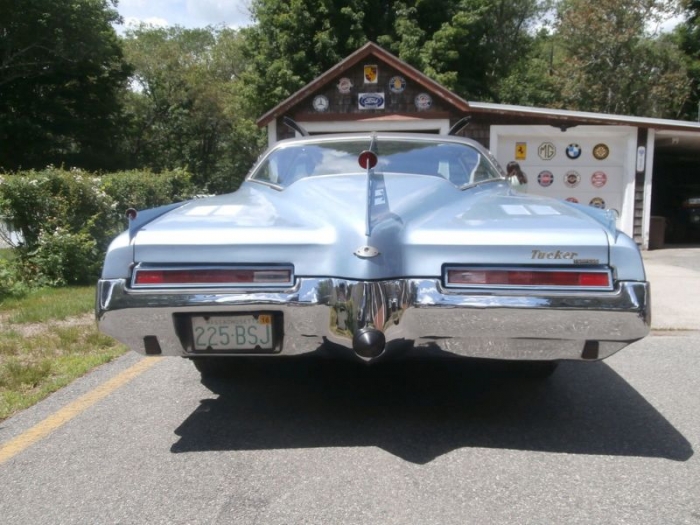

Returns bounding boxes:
[101,168,195,211]
[0,167,197,289]
[0,258,29,300]
[676,0,700,120]
[0,303,125,421]
[27,230,101,286]
[120,25,264,194]
[0,359,52,390]
[0,167,114,249]
[0,285,95,323]
[243,0,549,107]
[497,30,564,107]
[0,0,131,172]
[550,0,688,117]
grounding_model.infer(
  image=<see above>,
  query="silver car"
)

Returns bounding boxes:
[96,131,650,378]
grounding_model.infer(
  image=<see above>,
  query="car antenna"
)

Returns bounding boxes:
[447,116,471,136]
[282,116,309,137]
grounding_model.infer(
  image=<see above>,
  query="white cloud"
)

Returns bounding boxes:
[123,16,170,29]
[115,0,252,30]
[185,0,252,28]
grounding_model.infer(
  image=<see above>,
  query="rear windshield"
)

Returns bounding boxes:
[250,139,503,188]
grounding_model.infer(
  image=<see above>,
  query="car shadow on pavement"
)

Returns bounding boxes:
[170,357,693,464]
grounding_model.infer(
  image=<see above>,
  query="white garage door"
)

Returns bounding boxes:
[490,125,637,237]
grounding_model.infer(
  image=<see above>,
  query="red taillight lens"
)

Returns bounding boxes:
[447,269,610,288]
[133,268,292,286]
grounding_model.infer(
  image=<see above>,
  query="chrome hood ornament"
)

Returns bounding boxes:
[354,245,380,258]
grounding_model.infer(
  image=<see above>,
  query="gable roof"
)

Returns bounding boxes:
[256,42,471,127]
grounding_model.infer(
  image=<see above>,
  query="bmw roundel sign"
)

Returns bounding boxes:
[566,143,582,159]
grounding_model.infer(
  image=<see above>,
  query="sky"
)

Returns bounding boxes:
[115,0,253,31]
[115,0,684,33]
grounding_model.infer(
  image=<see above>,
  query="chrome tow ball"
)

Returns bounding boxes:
[352,328,386,359]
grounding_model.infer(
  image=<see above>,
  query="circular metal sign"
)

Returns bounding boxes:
[312,95,329,112]
[590,197,606,208]
[566,143,581,159]
[591,171,607,188]
[537,170,554,187]
[564,170,581,188]
[593,143,610,160]
[388,76,406,94]
[337,77,353,94]
[414,93,432,110]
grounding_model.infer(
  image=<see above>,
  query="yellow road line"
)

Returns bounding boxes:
[0,357,161,465]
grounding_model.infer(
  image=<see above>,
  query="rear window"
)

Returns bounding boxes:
[250,139,502,188]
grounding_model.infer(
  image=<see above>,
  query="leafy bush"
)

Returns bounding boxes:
[101,167,195,212]
[0,167,197,291]
[0,258,30,300]
[25,230,102,286]
[0,167,114,249]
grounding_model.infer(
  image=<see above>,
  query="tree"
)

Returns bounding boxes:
[121,25,264,193]
[676,0,700,120]
[417,0,549,101]
[496,28,564,107]
[0,0,131,171]
[242,0,548,114]
[550,0,689,117]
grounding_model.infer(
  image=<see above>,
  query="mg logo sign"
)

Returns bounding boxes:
[538,142,556,160]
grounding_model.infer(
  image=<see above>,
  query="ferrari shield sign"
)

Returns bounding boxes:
[515,142,527,160]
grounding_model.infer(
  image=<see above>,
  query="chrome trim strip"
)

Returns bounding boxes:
[97,277,650,362]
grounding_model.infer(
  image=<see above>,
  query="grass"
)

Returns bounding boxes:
[0,285,96,323]
[0,286,126,421]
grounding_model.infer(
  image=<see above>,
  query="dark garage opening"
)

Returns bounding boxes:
[652,132,700,245]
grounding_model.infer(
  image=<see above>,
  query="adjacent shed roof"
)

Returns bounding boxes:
[469,101,700,133]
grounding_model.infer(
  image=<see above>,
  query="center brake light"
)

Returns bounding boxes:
[132,267,293,288]
[446,268,611,289]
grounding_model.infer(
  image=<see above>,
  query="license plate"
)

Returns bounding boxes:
[192,314,274,351]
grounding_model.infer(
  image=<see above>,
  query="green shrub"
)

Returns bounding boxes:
[101,167,196,212]
[0,167,198,289]
[26,230,101,286]
[0,258,30,301]
[0,167,115,249]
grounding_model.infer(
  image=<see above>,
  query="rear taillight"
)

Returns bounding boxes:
[132,267,293,288]
[446,268,611,289]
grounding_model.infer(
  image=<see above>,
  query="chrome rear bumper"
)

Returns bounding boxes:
[96,278,650,362]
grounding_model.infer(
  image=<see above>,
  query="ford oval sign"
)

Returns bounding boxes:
[358,92,385,110]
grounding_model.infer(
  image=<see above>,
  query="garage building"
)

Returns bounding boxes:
[257,42,700,249]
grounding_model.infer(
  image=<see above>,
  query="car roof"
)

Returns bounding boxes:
[272,132,486,149]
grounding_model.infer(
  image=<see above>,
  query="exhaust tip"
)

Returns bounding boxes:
[352,328,386,359]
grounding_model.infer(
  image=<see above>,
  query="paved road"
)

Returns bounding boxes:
[643,245,700,331]
[0,249,698,524]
